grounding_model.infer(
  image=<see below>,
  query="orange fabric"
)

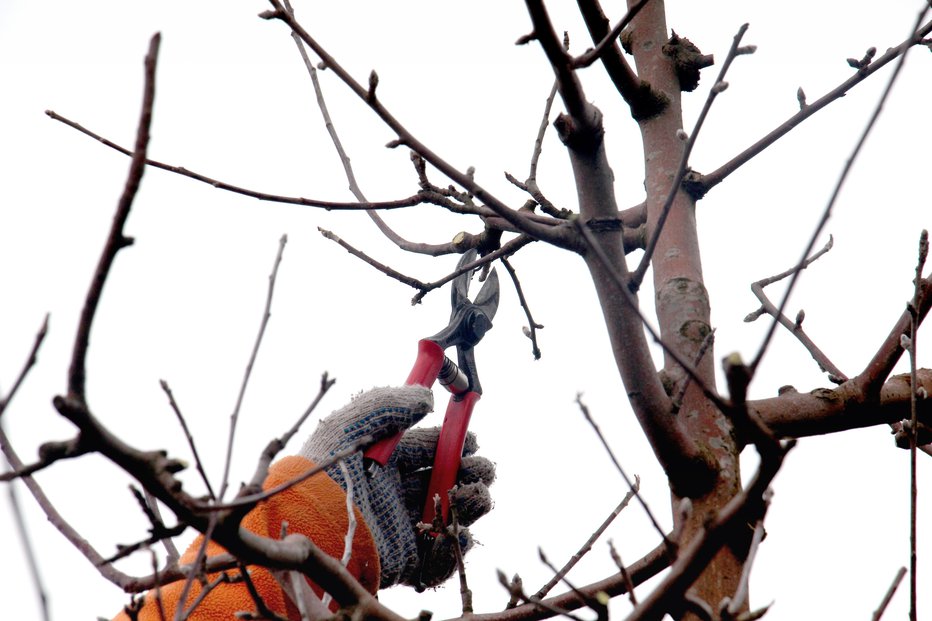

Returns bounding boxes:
[114,456,379,620]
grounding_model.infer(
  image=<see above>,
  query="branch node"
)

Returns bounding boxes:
[663,31,714,92]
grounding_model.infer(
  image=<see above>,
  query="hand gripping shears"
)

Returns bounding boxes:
[363,249,499,526]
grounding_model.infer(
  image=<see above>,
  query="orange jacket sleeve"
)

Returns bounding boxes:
[114,456,380,621]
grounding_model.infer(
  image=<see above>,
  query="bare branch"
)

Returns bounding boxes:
[67,33,161,405]
[0,424,135,587]
[218,234,288,499]
[745,235,846,381]
[624,440,793,621]
[523,0,589,122]
[608,540,638,608]
[575,218,720,494]
[751,369,932,439]
[533,478,641,600]
[462,542,670,621]
[160,380,216,500]
[576,395,670,549]
[573,0,652,69]
[319,227,533,304]
[697,17,932,196]
[749,8,930,377]
[284,1,462,258]
[575,0,667,121]
[872,567,907,621]
[261,2,573,248]
[855,275,932,400]
[208,436,360,513]
[46,110,451,213]
[3,454,50,621]
[0,314,49,416]
[906,230,927,621]
[501,257,544,359]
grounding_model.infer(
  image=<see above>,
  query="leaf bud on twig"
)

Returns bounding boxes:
[366,70,379,102]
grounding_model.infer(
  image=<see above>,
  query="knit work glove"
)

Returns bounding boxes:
[301,385,495,589]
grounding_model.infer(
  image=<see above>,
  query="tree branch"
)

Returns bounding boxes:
[751,370,932,439]
[745,235,847,381]
[67,34,160,406]
[260,1,574,249]
[750,6,930,377]
[695,17,932,196]
[575,0,668,121]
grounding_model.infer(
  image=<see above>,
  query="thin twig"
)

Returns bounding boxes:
[45,110,445,213]
[749,7,930,376]
[283,0,459,257]
[205,439,364,512]
[523,0,589,124]
[4,452,50,621]
[907,229,927,621]
[572,0,652,68]
[496,570,587,621]
[575,395,671,550]
[160,379,216,500]
[239,372,337,501]
[67,34,161,405]
[501,257,544,359]
[218,234,288,499]
[144,488,181,564]
[319,227,533,304]
[0,425,135,587]
[537,549,605,619]
[174,514,220,621]
[534,478,640,600]
[0,36,162,595]
[698,17,932,195]
[0,314,49,416]
[608,540,638,607]
[322,459,357,611]
[872,567,908,621]
[261,1,572,248]
[319,227,426,290]
[575,0,663,121]
[630,24,750,291]
[450,504,474,614]
[745,235,846,381]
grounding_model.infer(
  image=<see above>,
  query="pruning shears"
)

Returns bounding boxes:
[363,249,499,526]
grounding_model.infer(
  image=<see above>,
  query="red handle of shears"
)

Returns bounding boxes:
[362,338,478,525]
[423,390,479,525]
[363,339,445,466]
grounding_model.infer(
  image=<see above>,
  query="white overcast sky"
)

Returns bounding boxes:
[1,2,930,620]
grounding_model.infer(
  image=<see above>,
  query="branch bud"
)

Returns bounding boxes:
[366,70,379,102]
[796,87,807,109]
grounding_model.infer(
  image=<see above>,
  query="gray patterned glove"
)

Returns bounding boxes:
[300,385,495,589]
